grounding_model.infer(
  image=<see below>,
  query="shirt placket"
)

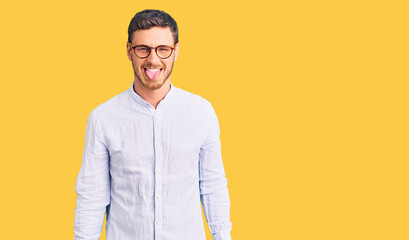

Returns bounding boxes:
[152,107,163,240]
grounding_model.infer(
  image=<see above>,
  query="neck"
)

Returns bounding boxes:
[133,79,171,109]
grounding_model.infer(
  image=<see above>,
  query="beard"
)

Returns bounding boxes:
[132,59,175,91]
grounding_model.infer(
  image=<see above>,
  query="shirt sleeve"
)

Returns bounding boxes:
[74,110,110,240]
[199,103,232,240]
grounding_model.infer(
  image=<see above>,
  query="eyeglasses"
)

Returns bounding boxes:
[129,43,175,59]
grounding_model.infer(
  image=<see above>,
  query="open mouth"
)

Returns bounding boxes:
[144,68,163,80]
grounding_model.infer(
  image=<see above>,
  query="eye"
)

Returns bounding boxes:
[158,47,170,52]
[136,46,149,51]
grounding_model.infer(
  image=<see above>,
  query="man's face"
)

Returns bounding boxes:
[127,26,179,91]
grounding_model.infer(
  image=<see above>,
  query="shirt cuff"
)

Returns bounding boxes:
[209,221,232,240]
[213,231,232,240]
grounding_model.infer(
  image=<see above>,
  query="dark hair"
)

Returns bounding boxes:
[128,9,179,44]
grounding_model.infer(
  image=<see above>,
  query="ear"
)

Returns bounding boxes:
[174,42,179,61]
[126,41,132,61]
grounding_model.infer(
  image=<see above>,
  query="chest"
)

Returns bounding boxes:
[104,110,205,171]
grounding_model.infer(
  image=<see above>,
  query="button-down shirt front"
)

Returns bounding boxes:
[74,82,232,240]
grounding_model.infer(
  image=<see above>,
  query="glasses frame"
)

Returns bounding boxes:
[129,43,175,59]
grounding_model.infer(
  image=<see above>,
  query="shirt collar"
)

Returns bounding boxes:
[128,81,176,108]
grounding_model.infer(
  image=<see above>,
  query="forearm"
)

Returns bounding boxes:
[200,177,232,240]
[74,183,110,240]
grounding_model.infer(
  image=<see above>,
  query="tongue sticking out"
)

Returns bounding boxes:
[145,69,161,80]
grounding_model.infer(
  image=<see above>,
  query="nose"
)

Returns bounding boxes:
[146,48,161,63]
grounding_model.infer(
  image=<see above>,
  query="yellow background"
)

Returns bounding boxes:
[0,0,408,239]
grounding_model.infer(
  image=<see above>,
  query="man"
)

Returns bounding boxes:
[74,9,232,240]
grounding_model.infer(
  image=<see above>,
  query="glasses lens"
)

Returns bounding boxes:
[156,46,172,59]
[135,46,150,58]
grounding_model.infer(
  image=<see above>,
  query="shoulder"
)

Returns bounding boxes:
[87,88,130,121]
[173,86,214,113]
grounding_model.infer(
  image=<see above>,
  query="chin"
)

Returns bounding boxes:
[141,78,166,90]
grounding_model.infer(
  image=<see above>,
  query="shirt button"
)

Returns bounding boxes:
[155,142,160,146]
[156,222,160,226]
[155,169,160,173]
[156,195,160,199]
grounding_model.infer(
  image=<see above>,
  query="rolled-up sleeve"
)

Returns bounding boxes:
[199,103,232,240]
[74,110,110,240]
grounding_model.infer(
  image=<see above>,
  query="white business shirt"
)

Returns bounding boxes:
[74,81,232,240]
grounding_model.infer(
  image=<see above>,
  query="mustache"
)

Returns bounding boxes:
[143,65,164,69]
